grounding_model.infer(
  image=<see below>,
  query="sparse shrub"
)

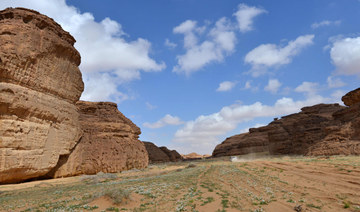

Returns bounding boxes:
[186,163,197,168]
[104,189,131,205]
[343,201,351,208]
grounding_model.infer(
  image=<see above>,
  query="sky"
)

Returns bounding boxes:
[1,0,360,154]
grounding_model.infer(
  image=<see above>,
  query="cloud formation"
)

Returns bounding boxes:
[173,18,236,75]
[330,36,360,76]
[264,79,282,94]
[245,34,315,76]
[233,4,267,33]
[0,0,165,102]
[143,114,184,129]
[217,81,236,92]
[311,20,341,29]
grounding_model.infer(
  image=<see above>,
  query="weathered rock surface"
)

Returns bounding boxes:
[143,142,182,163]
[159,146,182,162]
[342,88,360,106]
[213,90,360,157]
[49,101,149,177]
[0,8,84,183]
[143,142,171,163]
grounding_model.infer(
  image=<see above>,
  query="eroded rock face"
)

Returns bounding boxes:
[143,142,182,163]
[342,88,360,107]
[213,100,360,157]
[0,8,84,183]
[159,146,183,162]
[212,126,272,157]
[51,101,149,177]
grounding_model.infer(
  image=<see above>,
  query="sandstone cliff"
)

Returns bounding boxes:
[213,88,360,157]
[49,101,149,177]
[143,142,182,163]
[0,8,84,183]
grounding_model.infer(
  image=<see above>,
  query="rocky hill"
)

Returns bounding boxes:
[213,89,360,157]
[143,142,183,163]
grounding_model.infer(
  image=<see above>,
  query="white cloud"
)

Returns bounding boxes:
[331,89,346,103]
[330,36,360,76]
[233,3,267,33]
[0,0,166,102]
[172,94,329,154]
[81,73,128,102]
[217,81,236,92]
[145,102,157,110]
[311,20,341,29]
[295,81,319,95]
[173,17,237,75]
[164,38,177,49]
[327,76,346,88]
[143,114,184,129]
[264,79,282,94]
[245,34,315,77]
[244,81,252,89]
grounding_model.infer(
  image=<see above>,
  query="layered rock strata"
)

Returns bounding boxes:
[0,8,83,183]
[213,89,360,157]
[50,101,149,177]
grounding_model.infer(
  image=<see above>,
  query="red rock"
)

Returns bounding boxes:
[50,101,149,177]
[342,88,360,106]
[159,146,183,162]
[0,8,83,183]
[212,99,360,157]
[143,142,171,163]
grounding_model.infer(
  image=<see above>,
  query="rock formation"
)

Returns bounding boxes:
[0,8,84,183]
[159,146,182,162]
[143,142,182,163]
[182,153,211,160]
[213,88,360,157]
[50,101,149,177]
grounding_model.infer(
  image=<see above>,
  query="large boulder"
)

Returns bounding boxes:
[49,101,149,177]
[0,8,84,183]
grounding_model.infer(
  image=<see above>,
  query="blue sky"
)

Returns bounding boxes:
[1,0,360,154]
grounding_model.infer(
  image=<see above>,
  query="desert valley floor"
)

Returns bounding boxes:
[0,155,359,212]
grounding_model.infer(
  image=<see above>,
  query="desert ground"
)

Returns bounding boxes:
[0,155,359,212]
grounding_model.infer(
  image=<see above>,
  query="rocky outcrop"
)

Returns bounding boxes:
[143,142,182,163]
[342,88,360,106]
[212,126,273,157]
[213,89,360,157]
[159,146,182,162]
[143,142,171,163]
[182,153,211,160]
[0,8,84,183]
[50,101,149,177]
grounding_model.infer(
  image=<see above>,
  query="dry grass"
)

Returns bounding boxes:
[0,155,359,211]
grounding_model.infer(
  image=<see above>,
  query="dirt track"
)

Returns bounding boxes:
[0,156,359,211]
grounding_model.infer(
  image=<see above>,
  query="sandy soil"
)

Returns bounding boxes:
[0,156,359,211]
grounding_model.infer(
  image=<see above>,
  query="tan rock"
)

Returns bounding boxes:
[50,101,148,177]
[0,8,83,183]
[342,88,360,106]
